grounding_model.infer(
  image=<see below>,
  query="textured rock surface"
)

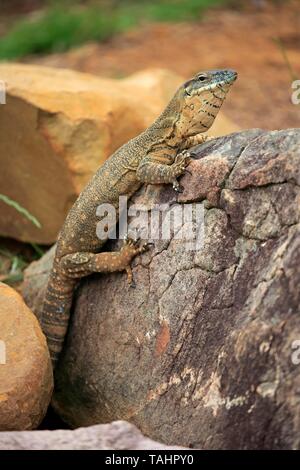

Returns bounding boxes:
[0,63,237,244]
[0,420,185,450]
[0,283,53,430]
[23,129,300,449]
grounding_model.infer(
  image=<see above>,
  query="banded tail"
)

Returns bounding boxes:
[41,270,77,367]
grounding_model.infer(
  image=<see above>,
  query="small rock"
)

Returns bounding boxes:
[0,283,53,430]
[0,420,186,450]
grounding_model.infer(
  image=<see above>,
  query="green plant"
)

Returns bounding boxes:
[0,194,41,228]
[0,6,119,59]
[0,195,43,284]
[0,247,27,284]
[0,242,44,285]
[0,0,230,60]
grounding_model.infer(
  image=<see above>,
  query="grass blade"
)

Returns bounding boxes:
[0,194,41,228]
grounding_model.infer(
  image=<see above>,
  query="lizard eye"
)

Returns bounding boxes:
[198,75,207,82]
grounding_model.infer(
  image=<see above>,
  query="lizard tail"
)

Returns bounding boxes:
[41,269,76,368]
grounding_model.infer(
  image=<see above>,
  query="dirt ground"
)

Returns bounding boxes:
[25,2,300,131]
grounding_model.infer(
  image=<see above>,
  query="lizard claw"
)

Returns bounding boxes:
[140,241,154,253]
[124,231,140,247]
[174,150,191,165]
[173,179,184,193]
[172,150,191,181]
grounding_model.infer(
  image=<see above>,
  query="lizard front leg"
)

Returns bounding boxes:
[180,133,211,150]
[136,151,191,192]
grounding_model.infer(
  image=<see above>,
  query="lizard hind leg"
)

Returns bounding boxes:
[88,236,149,287]
[60,236,150,284]
[42,237,150,367]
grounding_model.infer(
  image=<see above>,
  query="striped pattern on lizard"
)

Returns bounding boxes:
[41,69,238,367]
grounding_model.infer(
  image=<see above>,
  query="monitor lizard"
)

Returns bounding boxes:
[41,69,237,368]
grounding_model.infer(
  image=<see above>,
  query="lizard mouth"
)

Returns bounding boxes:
[219,70,237,86]
[213,70,238,89]
[198,71,237,94]
[204,75,237,94]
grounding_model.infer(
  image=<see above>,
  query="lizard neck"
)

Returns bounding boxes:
[144,89,183,151]
[136,82,229,159]
[149,86,228,150]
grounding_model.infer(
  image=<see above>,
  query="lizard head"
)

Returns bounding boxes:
[178,69,237,136]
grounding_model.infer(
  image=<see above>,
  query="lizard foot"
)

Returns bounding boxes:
[122,235,153,256]
[173,150,191,173]
[122,235,153,286]
[173,150,191,174]
[171,150,191,193]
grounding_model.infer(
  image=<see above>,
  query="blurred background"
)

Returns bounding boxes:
[0,0,299,128]
[0,0,299,285]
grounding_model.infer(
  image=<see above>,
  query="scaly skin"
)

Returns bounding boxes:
[41,69,237,367]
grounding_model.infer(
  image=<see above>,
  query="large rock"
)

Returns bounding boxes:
[0,65,177,244]
[0,420,185,450]
[23,129,300,449]
[0,64,179,243]
[0,283,53,430]
[0,63,237,244]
